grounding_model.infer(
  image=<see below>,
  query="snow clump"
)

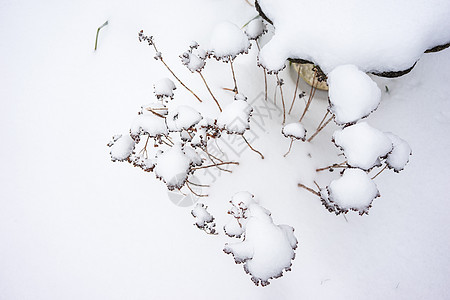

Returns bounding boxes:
[209,21,251,62]
[244,18,267,40]
[154,144,192,190]
[166,105,202,132]
[327,65,381,125]
[130,113,168,141]
[107,134,135,162]
[217,99,253,134]
[282,122,306,140]
[224,192,297,286]
[191,203,216,234]
[154,78,176,100]
[384,132,412,172]
[333,122,393,170]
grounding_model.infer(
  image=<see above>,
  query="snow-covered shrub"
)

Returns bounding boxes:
[224,192,297,286]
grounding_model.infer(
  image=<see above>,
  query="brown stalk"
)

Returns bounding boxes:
[230,60,238,94]
[186,181,208,197]
[288,66,301,114]
[242,135,264,159]
[283,138,294,157]
[316,161,347,172]
[298,183,320,197]
[198,71,222,112]
[299,69,318,122]
[256,41,268,101]
[307,115,333,142]
[371,165,388,179]
[192,161,239,171]
[276,74,286,124]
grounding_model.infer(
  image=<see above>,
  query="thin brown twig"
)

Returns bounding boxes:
[149,41,202,103]
[316,110,330,131]
[230,60,238,94]
[198,72,222,112]
[316,161,347,172]
[299,69,318,122]
[307,115,333,142]
[283,138,294,157]
[186,182,208,197]
[186,180,210,187]
[371,165,388,179]
[298,183,320,197]
[288,66,301,114]
[276,74,286,124]
[148,109,166,118]
[192,161,239,171]
[242,135,264,159]
[201,148,231,173]
[256,41,268,101]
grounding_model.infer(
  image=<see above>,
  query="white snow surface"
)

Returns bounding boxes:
[333,122,393,170]
[154,78,176,99]
[244,18,266,40]
[154,144,191,190]
[327,168,380,214]
[130,113,168,139]
[166,105,202,132]
[209,21,251,61]
[181,49,206,73]
[257,0,450,74]
[2,0,450,299]
[385,132,412,172]
[282,122,306,140]
[217,99,253,134]
[327,65,381,125]
[191,203,213,227]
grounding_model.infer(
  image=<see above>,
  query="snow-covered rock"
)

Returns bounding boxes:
[282,122,306,140]
[385,132,412,172]
[209,21,251,62]
[333,122,393,170]
[224,192,297,286]
[154,78,176,99]
[166,105,202,132]
[325,168,380,215]
[327,65,381,125]
[108,134,135,162]
[256,0,450,75]
[217,100,253,134]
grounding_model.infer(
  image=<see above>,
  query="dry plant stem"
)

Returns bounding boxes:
[371,165,388,179]
[202,148,232,173]
[242,135,264,159]
[316,161,347,172]
[186,180,210,187]
[230,60,239,94]
[150,43,202,103]
[288,66,301,114]
[313,181,321,190]
[256,41,268,101]
[203,147,224,163]
[222,87,235,92]
[198,71,222,112]
[192,161,239,171]
[160,139,173,147]
[276,74,286,124]
[186,182,208,197]
[283,138,294,157]
[316,110,330,131]
[139,136,151,158]
[307,115,333,142]
[148,109,166,119]
[298,183,320,197]
[299,69,318,122]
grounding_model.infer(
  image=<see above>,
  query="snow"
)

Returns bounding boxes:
[184,144,203,167]
[327,65,381,125]
[333,122,393,170]
[209,21,251,61]
[385,132,412,172]
[282,122,306,140]
[2,0,450,299]
[166,105,203,132]
[108,134,135,162]
[130,113,168,140]
[191,203,214,228]
[154,78,176,99]
[326,168,380,215]
[180,49,206,73]
[244,18,266,40]
[154,144,191,190]
[257,0,450,74]
[217,99,253,134]
[224,192,297,286]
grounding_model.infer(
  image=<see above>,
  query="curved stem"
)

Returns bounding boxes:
[198,72,222,111]
[283,138,294,157]
[298,183,320,197]
[242,135,264,159]
[289,66,301,114]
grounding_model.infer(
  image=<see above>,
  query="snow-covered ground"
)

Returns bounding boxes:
[1,0,449,299]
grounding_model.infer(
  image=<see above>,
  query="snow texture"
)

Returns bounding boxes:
[130,113,168,140]
[183,144,203,167]
[129,153,155,172]
[327,65,381,125]
[282,122,306,140]
[191,203,213,228]
[325,168,380,215]
[257,0,450,74]
[180,48,206,73]
[166,105,202,132]
[224,192,297,286]
[333,122,393,170]
[209,21,251,62]
[217,100,253,134]
[108,134,135,162]
[385,132,412,172]
[154,78,176,99]
[154,144,191,190]
[140,102,168,116]
[244,18,267,40]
